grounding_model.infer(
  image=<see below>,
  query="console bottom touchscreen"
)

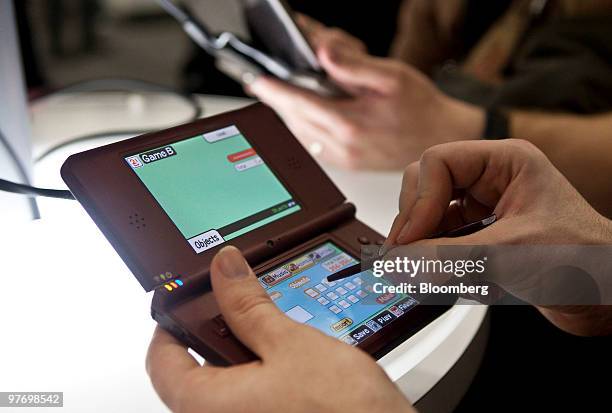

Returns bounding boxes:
[259,242,418,346]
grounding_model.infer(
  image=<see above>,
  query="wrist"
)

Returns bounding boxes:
[572,208,612,244]
[595,214,612,243]
[439,95,485,143]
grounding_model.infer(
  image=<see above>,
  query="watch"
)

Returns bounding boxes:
[483,107,510,140]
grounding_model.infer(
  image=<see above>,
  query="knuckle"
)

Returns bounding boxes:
[505,139,547,162]
[402,161,419,177]
[336,120,360,142]
[507,138,537,152]
[319,28,344,49]
[229,292,272,322]
[327,27,350,42]
[420,144,444,163]
[401,162,420,192]
[340,145,364,170]
[336,146,362,170]
[384,63,408,89]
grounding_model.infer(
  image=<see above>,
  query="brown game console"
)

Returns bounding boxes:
[61,103,450,365]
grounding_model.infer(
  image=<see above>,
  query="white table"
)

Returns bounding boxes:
[0,92,487,412]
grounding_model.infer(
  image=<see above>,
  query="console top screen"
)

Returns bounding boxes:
[125,125,301,254]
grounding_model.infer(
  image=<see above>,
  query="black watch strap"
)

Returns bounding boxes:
[483,108,509,140]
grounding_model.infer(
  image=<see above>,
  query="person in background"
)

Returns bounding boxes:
[248,0,612,219]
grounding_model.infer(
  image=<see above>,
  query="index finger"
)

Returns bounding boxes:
[295,13,327,45]
[296,14,360,52]
[392,140,517,245]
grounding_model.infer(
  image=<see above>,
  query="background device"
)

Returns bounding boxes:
[61,103,450,365]
[157,0,344,97]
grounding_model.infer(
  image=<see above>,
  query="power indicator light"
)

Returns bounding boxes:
[161,278,184,292]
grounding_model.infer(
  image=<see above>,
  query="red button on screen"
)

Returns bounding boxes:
[227,148,256,163]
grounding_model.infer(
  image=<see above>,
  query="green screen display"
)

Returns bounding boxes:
[125,126,301,253]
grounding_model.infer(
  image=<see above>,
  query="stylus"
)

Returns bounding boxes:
[325,214,497,283]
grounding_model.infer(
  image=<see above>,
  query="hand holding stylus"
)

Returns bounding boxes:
[384,140,612,336]
[384,139,603,247]
[147,246,415,413]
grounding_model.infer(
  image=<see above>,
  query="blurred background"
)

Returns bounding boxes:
[17,0,403,98]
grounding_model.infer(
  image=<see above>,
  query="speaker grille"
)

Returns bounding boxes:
[287,156,302,170]
[128,213,146,230]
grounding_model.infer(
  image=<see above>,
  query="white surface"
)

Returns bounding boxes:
[0,93,487,412]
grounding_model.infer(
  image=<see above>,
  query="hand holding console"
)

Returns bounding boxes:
[147,246,415,413]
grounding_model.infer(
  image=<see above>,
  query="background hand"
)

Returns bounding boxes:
[248,17,484,170]
[147,246,415,413]
[296,13,367,57]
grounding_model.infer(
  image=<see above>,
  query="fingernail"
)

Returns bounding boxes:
[216,246,250,279]
[378,243,390,256]
[245,82,258,95]
[246,77,266,94]
[241,72,258,87]
[396,220,412,243]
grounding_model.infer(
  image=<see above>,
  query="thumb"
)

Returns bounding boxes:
[319,46,404,94]
[210,246,293,359]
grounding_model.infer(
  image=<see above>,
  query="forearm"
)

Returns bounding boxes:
[510,111,612,218]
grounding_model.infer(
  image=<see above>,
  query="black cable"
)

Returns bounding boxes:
[0,79,202,206]
[33,78,204,163]
[0,178,74,200]
[0,128,74,201]
[0,129,42,218]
